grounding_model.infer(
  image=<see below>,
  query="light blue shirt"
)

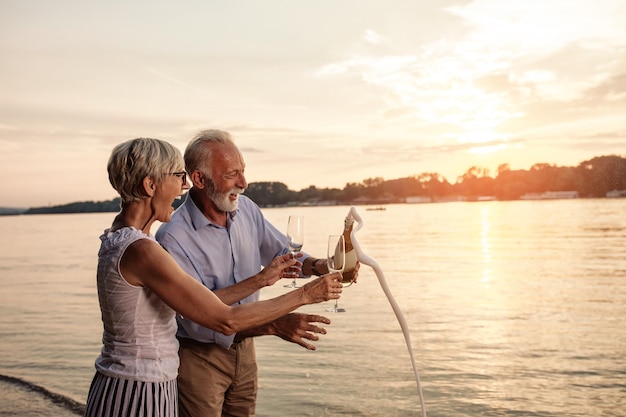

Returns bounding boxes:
[155,194,307,348]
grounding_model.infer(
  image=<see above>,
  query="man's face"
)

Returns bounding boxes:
[205,143,247,213]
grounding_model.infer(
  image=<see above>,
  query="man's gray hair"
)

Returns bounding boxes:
[184,129,235,174]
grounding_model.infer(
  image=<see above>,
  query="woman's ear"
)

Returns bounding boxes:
[143,176,156,197]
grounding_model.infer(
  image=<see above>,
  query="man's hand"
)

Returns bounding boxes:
[352,260,361,283]
[306,258,361,284]
[271,313,331,350]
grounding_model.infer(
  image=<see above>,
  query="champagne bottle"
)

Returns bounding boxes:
[341,215,357,285]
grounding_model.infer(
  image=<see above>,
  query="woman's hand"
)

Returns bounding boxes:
[300,272,343,304]
[258,254,301,287]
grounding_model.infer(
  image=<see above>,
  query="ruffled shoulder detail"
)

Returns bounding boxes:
[98,227,153,256]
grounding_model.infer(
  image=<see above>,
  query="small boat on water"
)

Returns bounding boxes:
[366,206,386,211]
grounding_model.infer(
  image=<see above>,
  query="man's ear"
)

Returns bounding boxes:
[143,176,156,197]
[190,170,205,189]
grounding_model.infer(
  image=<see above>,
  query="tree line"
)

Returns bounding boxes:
[11,154,626,215]
[244,154,626,205]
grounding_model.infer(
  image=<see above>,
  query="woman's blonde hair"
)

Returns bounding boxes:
[107,137,183,204]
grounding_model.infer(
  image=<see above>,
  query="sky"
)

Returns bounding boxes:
[1,0,625,208]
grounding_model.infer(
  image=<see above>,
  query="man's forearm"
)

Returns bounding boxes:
[234,322,276,341]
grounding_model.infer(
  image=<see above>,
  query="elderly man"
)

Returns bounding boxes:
[156,129,336,417]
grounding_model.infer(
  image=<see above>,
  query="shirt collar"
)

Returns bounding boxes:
[184,193,239,231]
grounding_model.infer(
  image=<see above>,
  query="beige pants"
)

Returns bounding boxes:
[177,337,257,417]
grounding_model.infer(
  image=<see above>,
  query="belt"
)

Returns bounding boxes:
[177,336,246,349]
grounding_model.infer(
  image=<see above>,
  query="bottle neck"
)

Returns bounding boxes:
[343,217,355,251]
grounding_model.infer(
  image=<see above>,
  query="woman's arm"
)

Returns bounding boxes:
[120,239,342,335]
[212,254,302,305]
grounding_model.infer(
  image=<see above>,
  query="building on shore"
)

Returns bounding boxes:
[606,189,626,198]
[519,191,579,200]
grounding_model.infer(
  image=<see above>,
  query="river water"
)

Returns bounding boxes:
[0,199,624,416]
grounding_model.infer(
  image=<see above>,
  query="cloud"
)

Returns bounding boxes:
[363,29,385,45]
[314,0,626,157]
[584,73,626,102]
[239,146,263,153]
[143,67,214,98]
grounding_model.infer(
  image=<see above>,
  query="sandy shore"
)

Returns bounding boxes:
[0,377,84,417]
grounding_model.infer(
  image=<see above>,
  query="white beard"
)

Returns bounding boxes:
[207,184,245,212]
[213,190,239,212]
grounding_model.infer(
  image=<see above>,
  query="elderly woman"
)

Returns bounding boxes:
[84,138,342,417]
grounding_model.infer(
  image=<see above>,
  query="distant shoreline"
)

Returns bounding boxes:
[1,194,624,217]
[4,154,625,215]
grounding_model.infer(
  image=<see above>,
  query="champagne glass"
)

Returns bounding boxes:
[325,234,350,313]
[284,215,304,288]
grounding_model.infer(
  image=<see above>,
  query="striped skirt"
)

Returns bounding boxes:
[84,371,178,417]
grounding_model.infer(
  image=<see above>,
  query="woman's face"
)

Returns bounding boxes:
[154,169,190,222]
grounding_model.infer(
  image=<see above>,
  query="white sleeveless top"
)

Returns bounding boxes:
[94,227,179,382]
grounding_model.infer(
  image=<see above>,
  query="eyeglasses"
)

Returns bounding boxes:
[170,171,188,185]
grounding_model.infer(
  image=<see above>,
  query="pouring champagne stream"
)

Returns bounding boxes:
[345,206,428,417]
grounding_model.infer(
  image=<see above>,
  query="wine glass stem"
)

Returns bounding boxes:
[292,251,298,285]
